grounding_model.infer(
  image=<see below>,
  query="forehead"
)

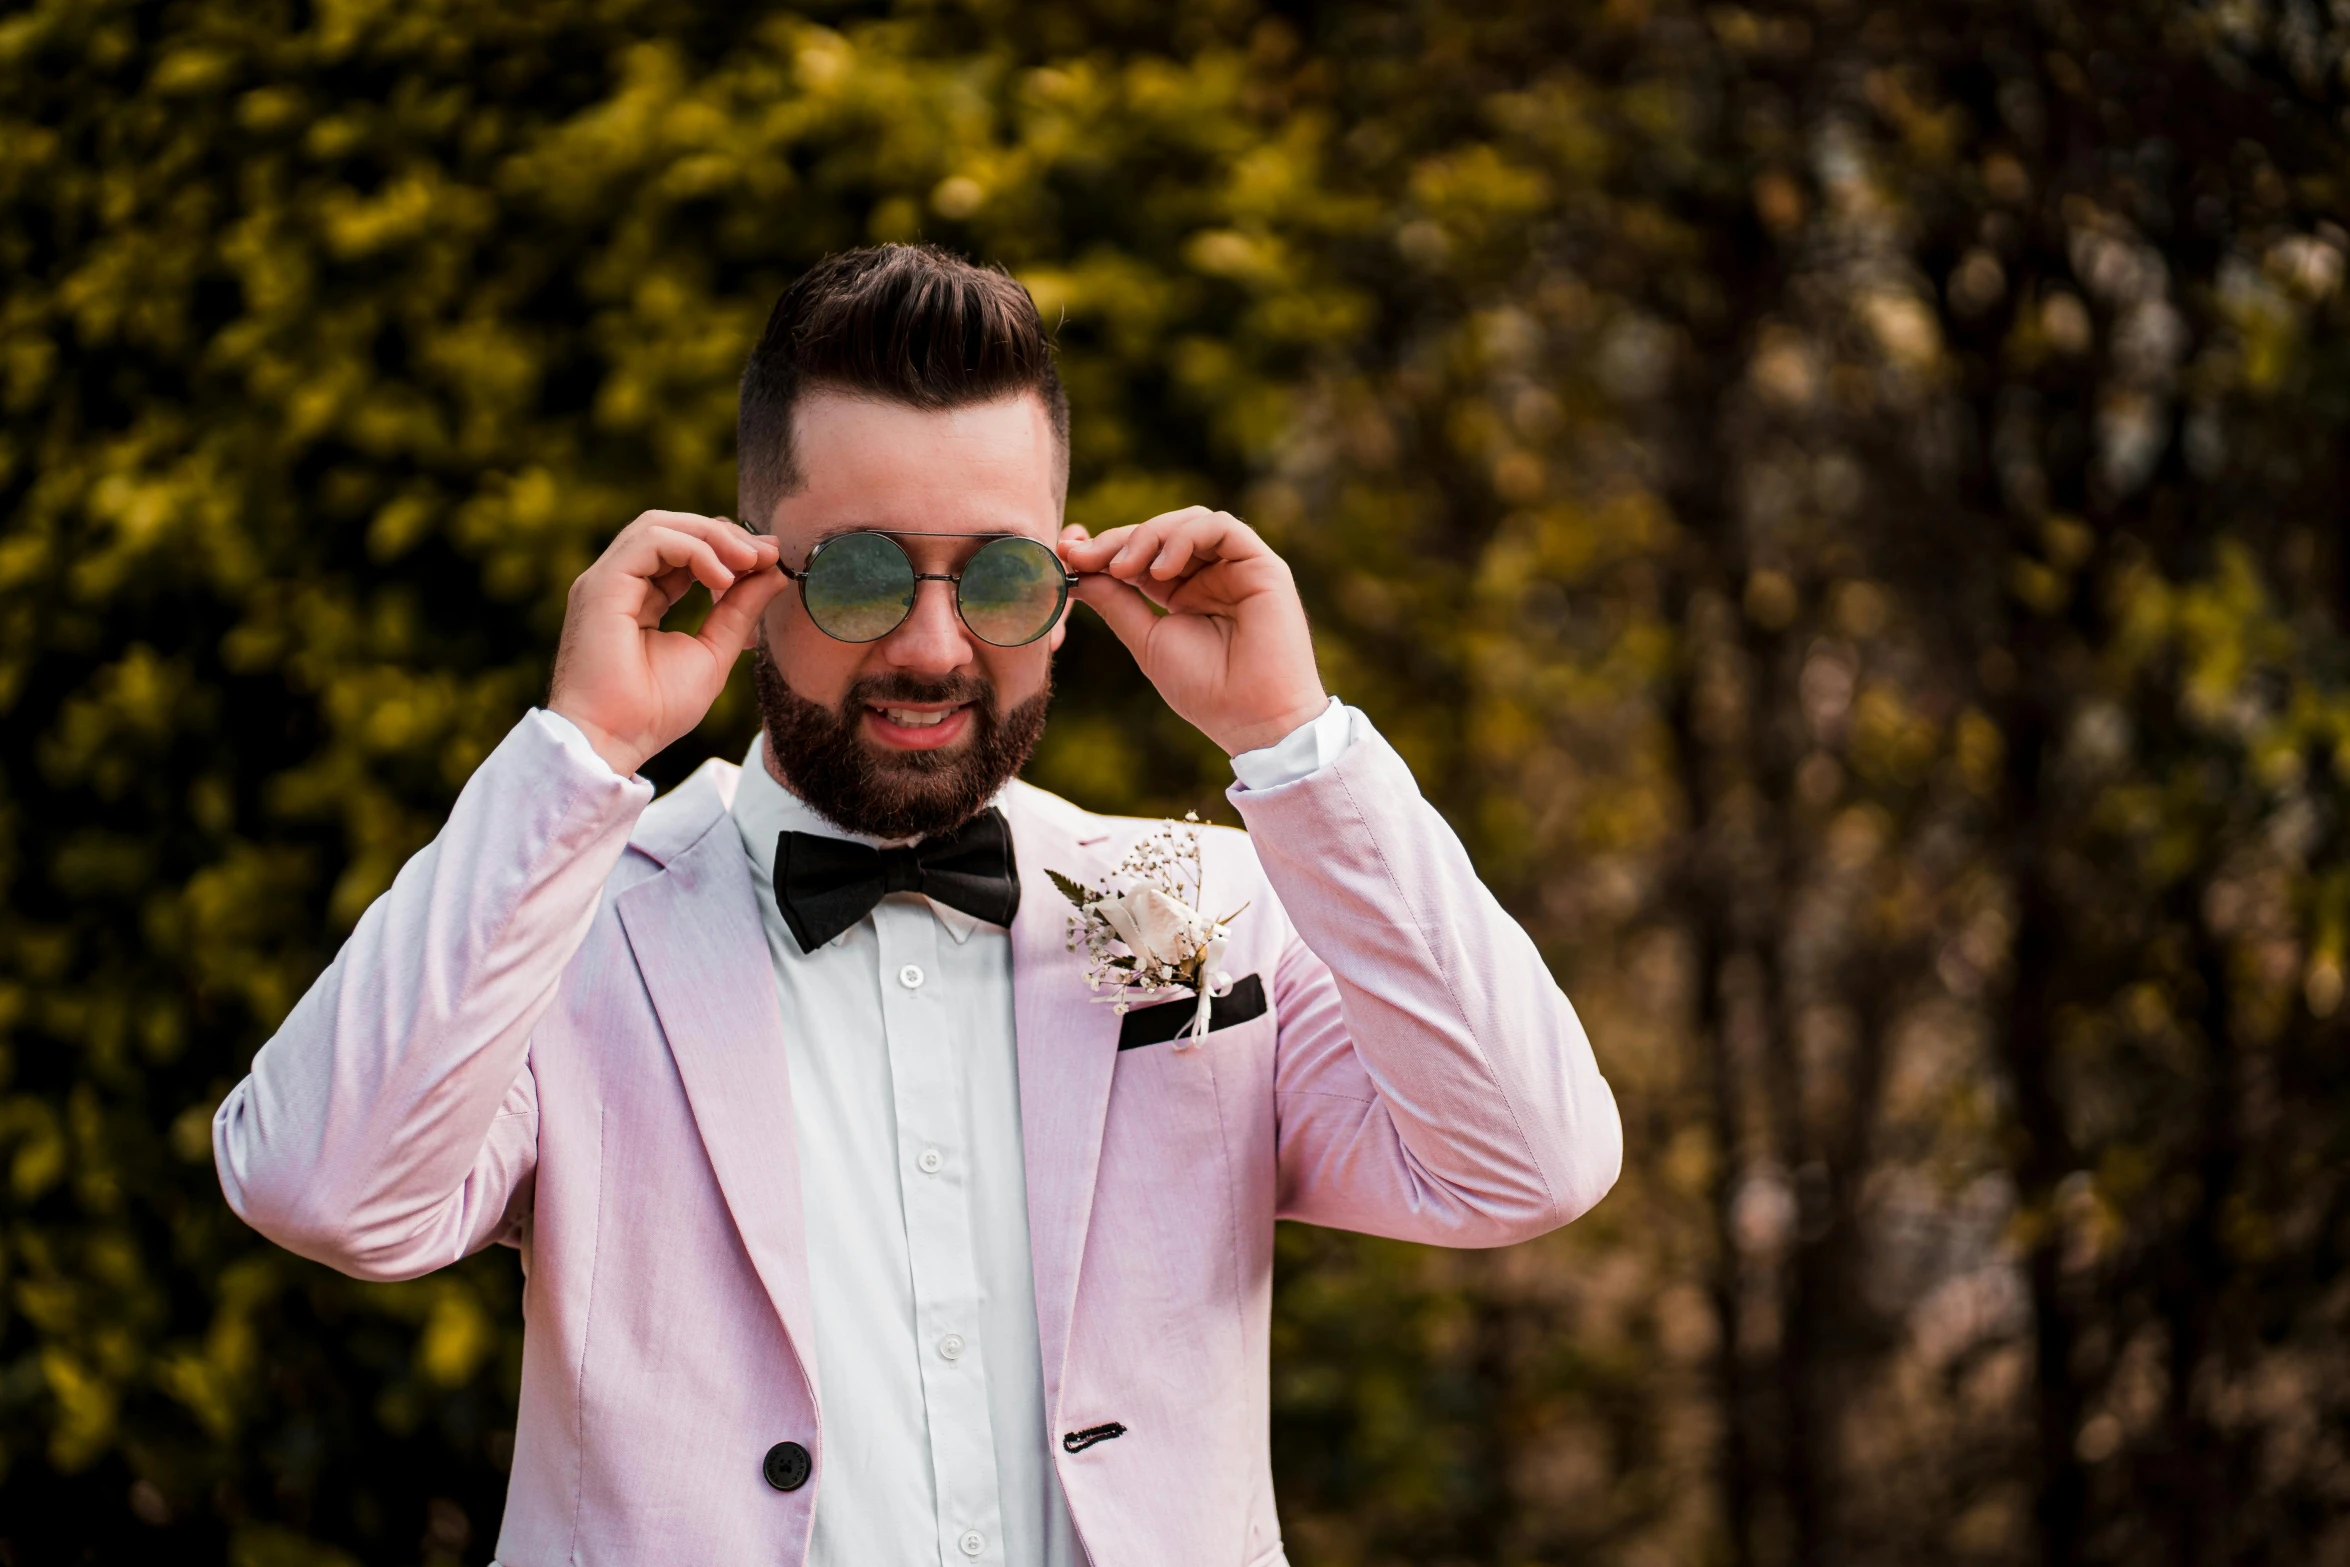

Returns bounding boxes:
[768,391,1061,545]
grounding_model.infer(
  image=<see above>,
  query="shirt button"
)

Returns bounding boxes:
[898,963,925,990]
[918,1147,944,1174]
[959,1530,986,1557]
[938,1332,966,1362]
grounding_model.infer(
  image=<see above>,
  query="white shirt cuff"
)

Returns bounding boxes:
[1229,697,1357,791]
[530,707,632,782]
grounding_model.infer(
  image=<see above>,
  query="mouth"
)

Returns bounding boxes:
[863,702,975,751]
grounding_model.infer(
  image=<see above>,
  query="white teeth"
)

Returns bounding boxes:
[881,707,950,727]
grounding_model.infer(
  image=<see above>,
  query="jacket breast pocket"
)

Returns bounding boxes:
[1116,972,1267,1051]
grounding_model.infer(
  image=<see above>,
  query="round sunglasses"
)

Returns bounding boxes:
[778,530,1078,647]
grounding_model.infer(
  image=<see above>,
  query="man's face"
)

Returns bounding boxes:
[751,391,1065,840]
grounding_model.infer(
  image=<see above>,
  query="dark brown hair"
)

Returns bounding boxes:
[736,244,1070,530]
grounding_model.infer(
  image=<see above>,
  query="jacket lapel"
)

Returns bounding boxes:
[615,799,820,1409]
[1002,784,1124,1424]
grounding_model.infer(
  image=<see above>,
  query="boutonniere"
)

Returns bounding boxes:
[1049,813,1247,1049]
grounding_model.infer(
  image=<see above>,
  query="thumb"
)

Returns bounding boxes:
[696,567,788,663]
[1071,573,1164,664]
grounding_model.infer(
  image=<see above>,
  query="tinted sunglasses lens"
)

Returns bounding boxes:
[802,533,915,642]
[957,537,1067,646]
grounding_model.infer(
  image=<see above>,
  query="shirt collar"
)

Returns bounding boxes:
[730,732,987,944]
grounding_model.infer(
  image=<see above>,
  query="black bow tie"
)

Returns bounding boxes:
[774,807,1022,954]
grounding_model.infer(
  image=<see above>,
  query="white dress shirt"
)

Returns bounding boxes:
[722,695,1357,1567]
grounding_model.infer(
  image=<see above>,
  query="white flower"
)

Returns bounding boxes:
[1089,886,1213,971]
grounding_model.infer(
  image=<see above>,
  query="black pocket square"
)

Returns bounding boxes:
[1116,973,1268,1050]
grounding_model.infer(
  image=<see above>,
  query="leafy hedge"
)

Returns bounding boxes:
[5,0,2350,1563]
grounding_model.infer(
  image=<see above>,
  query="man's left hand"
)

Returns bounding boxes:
[1062,507,1329,757]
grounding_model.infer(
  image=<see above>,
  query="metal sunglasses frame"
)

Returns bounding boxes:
[775,529,1080,647]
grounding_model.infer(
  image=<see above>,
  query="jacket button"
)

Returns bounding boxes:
[763,1441,812,1491]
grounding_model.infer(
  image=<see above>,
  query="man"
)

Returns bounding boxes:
[214,245,1621,1567]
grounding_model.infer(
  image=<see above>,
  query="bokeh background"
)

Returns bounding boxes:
[3,0,2349,1562]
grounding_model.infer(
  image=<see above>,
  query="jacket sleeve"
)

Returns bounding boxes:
[1230,721,1621,1247]
[213,709,652,1281]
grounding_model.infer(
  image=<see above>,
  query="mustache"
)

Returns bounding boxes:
[842,671,995,709]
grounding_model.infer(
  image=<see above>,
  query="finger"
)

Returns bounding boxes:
[610,525,738,596]
[1063,506,1262,584]
[1072,512,1198,576]
[1078,544,1181,610]
[624,510,777,574]
[1159,546,1299,623]
[651,564,701,614]
[1060,522,1142,572]
[1152,510,1268,580]
[626,563,703,630]
[696,566,789,660]
[627,509,767,559]
[1122,568,1180,611]
[599,525,726,592]
[1148,526,1200,580]
[1070,572,1166,659]
[1108,512,1191,576]
[1115,507,1259,584]
[697,518,777,574]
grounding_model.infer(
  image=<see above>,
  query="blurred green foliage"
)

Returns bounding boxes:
[3,0,2349,1562]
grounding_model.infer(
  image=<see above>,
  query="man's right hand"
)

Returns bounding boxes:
[547,511,786,777]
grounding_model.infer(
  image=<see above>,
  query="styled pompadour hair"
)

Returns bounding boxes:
[736,244,1070,530]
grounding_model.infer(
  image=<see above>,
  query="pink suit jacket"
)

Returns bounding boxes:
[214,711,1621,1566]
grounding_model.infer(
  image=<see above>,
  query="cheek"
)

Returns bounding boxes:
[765,603,861,704]
[977,645,1052,710]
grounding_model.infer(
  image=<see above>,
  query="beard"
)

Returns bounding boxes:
[750,646,1050,842]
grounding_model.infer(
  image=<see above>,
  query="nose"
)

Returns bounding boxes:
[878,578,975,675]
